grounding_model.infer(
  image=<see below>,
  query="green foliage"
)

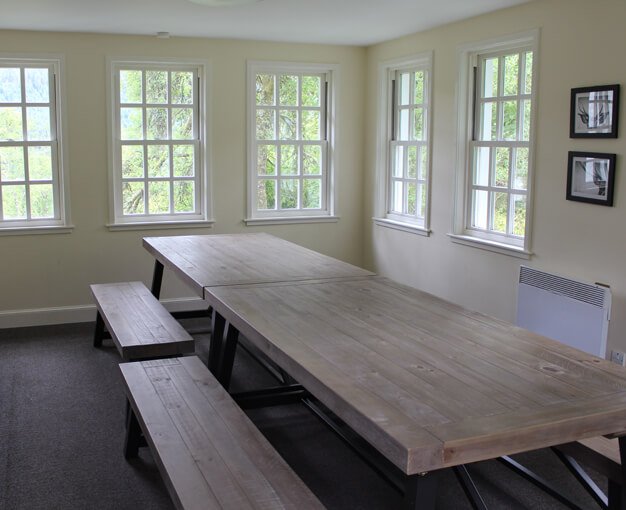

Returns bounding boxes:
[303,179,321,209]
[280,179,298,209]
[257,179,276,210]
[0,107,23,141]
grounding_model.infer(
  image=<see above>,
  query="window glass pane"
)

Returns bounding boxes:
[0,68,21,102]
[257,179,276,210]
[0,107,23,141]
[120,107,143,140]
[173,181,194,213]
[172,108,193,139]
[2,185,27,219]
[25,68,49,103]
[419,146,428,181]
[301,76,320,107]
[146,71,168,104]
[279,75,298,106]
[473,147,490,186]
[278,110,297,140]
[280,179,298,209]
[301,110,320,140]
[256,74,275,106]
[26,107,51,141]
[148,181,170,214]
[303,178,321,209]
[514,147,528,190]
[0,147,25,181]
[121,145,144,178]
[399,72,410,106]
[28,146,53,180]
[391,181,403,213]
[493,192,508,233]
[257,144,277,176]
[413,108,424,141]
[502,100,517,141]
[29,183,54,218]
[120,70,142,104]
[398,109,410,140]
[279,145,298,175]
[522,99,531,141]
[393,145,404,178]
[407,182,417,215]
[503,54,519,96]
[414,71,424,104]
[256,109,275,140]
[303,145,321,175]
[146,108,168,140]
[173,145,194,177]
[513,194,526,236]
[480,102,496,141]
[418,183,427,218]
[147,145,170,178]
[171,72,193,104]
[482,58,498,98]
[524,52,533,94]
[123,181,144,214]
[471,189,488,229]
[407,146,417,178]
[495,147,510,187]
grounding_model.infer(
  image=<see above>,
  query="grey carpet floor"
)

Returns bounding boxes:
[0,321,607,509]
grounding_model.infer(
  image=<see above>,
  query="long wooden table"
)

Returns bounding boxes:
[202,276,626,508]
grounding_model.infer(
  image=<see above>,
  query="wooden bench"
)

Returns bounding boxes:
[91,281,194,361]
[120,356,324,510]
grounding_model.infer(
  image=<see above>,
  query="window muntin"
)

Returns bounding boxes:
[387,67,429,226]
[111,63,206,224]
[0,62,64,228]
[249,64,333,220]
[467,48,534,245]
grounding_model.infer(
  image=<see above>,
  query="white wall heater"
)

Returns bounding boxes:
[516,266,611,358]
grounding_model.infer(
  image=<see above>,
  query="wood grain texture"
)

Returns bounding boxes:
[120,357,324,510]
[91,282,194,361]
[143,233,374,298]
[203,276,626,475]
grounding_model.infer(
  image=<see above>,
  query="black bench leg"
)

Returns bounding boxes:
[403,471,438,510]
[124,408,142,459]
[609,436,626,510]
[208,311,226,375]
[93,311,105,347]
[150,260,164,299]
[217,322,239,391]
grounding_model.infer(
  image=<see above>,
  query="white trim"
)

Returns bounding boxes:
[0,297,207,329]
[106,219,214,231]
[244,215,339,226]
[373,217,431,237]
[452,29,540,253]
[0,224,74,236]
[448,233,532,259]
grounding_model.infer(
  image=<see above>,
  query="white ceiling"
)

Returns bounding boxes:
[0,0,531,46]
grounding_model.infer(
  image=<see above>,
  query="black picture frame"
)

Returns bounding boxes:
[570,84,620,138]
[566,151,616,206]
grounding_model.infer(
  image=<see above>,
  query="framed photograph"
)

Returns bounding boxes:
[567,151,616,206]
[570,84,620,138]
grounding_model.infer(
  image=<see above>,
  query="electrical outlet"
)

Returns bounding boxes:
[611,350,626,366]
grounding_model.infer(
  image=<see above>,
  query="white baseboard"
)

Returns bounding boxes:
[0,297,208,329]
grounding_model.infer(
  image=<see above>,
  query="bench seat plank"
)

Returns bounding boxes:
[120,357,324,510]
[91,282,194,361]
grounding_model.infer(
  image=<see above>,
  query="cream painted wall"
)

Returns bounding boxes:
[363,0,626,355]
[0,31,366,320]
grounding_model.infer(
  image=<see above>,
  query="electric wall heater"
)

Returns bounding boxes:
[516,266,611,358]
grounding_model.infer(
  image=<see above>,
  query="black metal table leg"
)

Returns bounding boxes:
[150,260,164,298]
[453,465,488,510]
[217,322,239,390]
[552,447,608,509]
[124,409,142,459]
[208,310,226,375]
[610,436,626,510]
[403,472,438,510]
[93,311,105,347]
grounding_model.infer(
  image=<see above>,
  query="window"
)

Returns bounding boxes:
[246,62,336,225]
[375,53,432,234]
[108,60,210,228]
[0,57,70,233]
[452,31,538,256]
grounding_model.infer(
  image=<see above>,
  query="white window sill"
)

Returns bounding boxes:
[107,219,215,232]
[245,215,339,226]
[373,217,430,237]
[448,233,532,259]
[0,225,74,236]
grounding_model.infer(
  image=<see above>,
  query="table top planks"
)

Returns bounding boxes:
[202,276,626,475]
[143,233,374,298]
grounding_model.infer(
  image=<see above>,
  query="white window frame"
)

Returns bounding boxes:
[450,30,539,258]
[106,57,212,230]
[0,54,71,235]
[374,52,433,236]
[245,61,338,226]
